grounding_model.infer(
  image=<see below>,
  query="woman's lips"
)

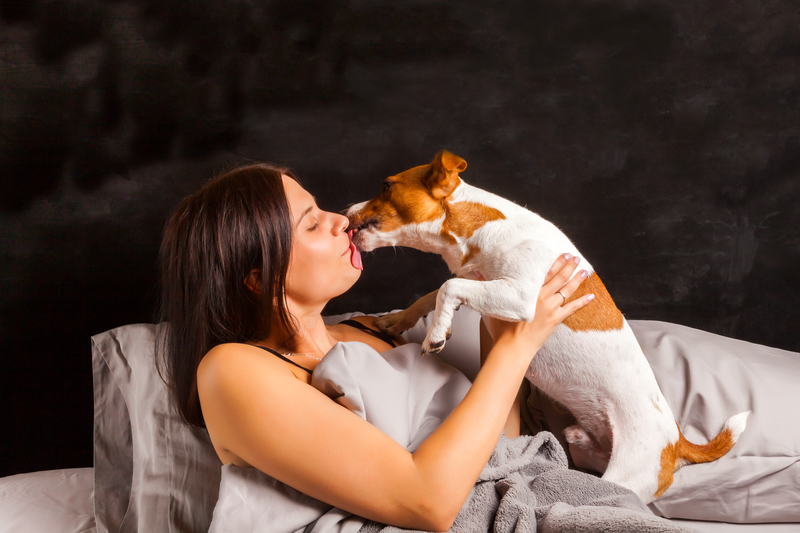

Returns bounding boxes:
[347,229,363,270]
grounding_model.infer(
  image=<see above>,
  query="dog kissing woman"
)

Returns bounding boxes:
[156,161,712,532]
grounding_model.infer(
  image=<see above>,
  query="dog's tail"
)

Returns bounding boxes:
[655,411,750,499]
[677,411,750,466]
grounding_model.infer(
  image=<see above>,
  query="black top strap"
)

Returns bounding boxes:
[253,345,313,374]
[338,319,398,348]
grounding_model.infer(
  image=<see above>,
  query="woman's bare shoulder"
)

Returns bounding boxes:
[198,343,297,396]
[200,342,262,373]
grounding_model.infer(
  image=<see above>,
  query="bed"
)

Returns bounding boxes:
[1,307,798,532]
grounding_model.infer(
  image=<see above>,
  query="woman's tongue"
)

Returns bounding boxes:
[347,230,363,270]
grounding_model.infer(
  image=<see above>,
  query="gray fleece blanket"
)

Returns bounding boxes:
[207,341,697,533]
[359,432,697,533]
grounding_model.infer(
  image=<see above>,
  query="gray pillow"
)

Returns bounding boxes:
[527,320,800,523]
[632,320,799,523]
[92,323,221,533]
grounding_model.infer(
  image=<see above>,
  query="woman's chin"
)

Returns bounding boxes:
[340,268,362,294]
[348,267,362,284]
[323,271,360,301]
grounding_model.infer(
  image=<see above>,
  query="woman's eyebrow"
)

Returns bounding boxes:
[295,205,314,227]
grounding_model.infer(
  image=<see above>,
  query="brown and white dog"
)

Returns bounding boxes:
[346,150,749,503]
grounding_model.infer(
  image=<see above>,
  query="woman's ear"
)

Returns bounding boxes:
[244,269,262,295]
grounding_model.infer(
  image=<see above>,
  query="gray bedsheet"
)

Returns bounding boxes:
[208,340,697,533]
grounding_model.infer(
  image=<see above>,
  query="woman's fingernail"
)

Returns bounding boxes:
[563,253,572,261]
[573,256,581,265]
[580,270,588,279]
[587,294,595,301]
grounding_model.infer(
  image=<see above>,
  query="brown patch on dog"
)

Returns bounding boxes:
[656,441,679,499]
[461,244,481,266]
[444,202,506,240]
[563,274,624,332]
[655,423,737,499]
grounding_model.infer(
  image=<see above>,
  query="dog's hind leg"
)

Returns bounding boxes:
[600,436,664,504]
[564,425,611,474]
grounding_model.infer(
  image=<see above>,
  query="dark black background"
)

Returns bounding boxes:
[1,0,798,478]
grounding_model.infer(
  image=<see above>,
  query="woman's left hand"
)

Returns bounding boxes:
[487,253,594,352]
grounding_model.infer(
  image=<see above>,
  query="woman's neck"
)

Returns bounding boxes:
[265,305,337,357]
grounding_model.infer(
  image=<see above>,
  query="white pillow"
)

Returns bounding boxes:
[0,468,95,533]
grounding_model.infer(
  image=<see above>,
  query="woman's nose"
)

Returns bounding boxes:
[332,213,349,234]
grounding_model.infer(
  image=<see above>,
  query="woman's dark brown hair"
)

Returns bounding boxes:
[155,163,297,427]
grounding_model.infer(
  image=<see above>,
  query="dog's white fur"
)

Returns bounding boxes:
[346,151,748,503]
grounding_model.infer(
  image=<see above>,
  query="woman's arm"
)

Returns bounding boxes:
[198,255,591,531]
[480,319,525,438]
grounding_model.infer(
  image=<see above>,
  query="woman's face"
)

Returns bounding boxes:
[282,176,362,311]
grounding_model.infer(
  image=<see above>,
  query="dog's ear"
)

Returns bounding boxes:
[427,150,467,199]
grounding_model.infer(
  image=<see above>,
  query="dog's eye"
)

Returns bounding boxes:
[382,181,392,194]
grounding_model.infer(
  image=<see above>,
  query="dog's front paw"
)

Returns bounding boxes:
[421,332,447,356]
[374,311,419,337]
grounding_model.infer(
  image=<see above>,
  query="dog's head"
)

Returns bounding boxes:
[346,150,467,252]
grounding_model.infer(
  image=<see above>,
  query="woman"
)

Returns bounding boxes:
[157,163,593,531]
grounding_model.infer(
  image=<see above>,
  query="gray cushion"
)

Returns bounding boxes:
[632,320,799,523]
[92,323,220,533]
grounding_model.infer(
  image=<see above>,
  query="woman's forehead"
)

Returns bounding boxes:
[282,175,316,218]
